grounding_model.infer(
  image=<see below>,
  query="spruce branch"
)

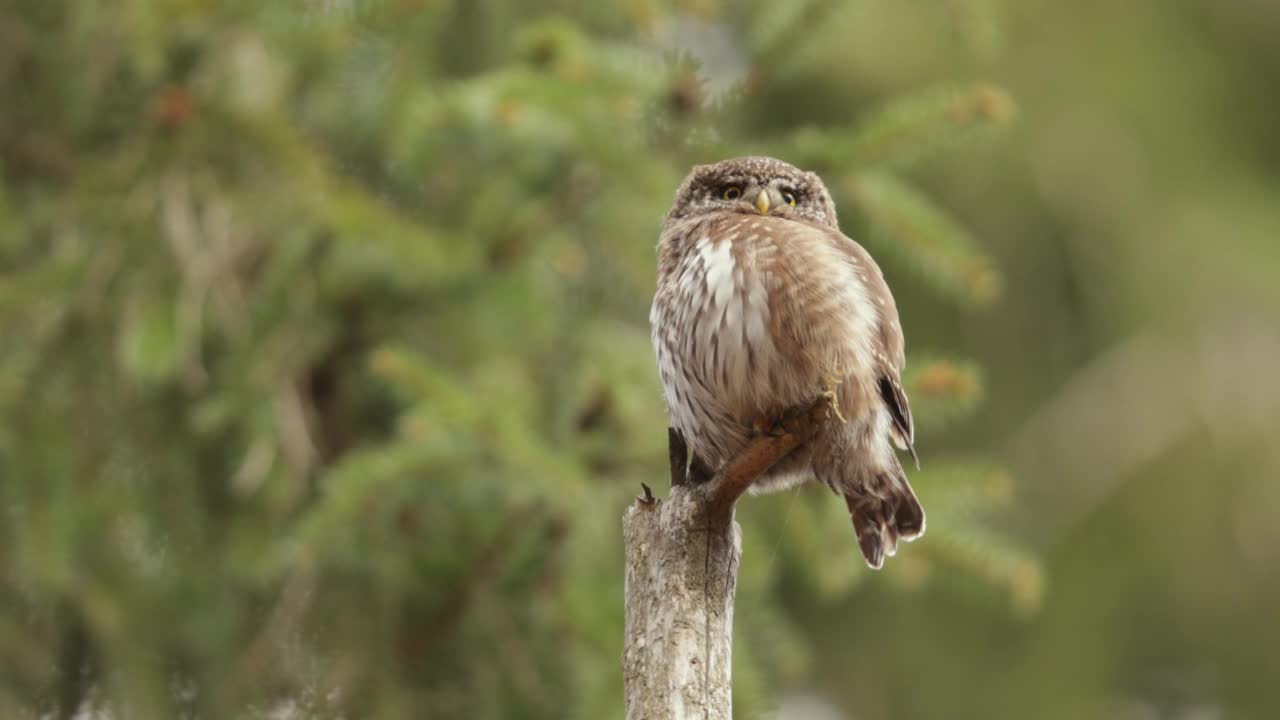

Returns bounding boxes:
[792,84,1015,171]
[844,171,1002,305]
[904,357,985,433]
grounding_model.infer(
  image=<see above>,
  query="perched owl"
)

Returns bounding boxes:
[650,156,925,569]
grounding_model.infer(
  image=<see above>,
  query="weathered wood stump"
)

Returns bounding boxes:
[622,401,829,720]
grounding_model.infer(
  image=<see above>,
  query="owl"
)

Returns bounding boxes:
[649,156,925,569]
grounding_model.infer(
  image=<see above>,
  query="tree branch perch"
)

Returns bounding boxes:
[622,397,830,720]
[704,399,830,516]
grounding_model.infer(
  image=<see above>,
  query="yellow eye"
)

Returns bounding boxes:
[782,190,798,207]
[722,186,742,200]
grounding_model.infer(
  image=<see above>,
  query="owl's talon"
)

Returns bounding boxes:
[822,390,847,424]
[822,373,848,424]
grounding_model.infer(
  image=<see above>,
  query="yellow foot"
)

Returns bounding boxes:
[822,373,848,424]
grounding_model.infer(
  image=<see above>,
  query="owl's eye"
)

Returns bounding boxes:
[781,189,798,207]
[721,186,742,201]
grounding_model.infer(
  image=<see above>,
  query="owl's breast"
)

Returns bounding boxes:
[650,236,768,465]
[688,234,782,410]
[652,215,883,466]
[653,228,810,422]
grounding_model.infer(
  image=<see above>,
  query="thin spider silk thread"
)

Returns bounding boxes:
[760,482,807,585]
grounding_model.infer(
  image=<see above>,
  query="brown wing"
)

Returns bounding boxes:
[829,230,919,467]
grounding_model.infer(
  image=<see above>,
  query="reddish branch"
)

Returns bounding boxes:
[666,396,833,518]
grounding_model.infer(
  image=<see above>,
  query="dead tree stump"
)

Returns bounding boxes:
[622,401,829,720]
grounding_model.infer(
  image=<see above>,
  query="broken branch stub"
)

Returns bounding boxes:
[622,397,830,720]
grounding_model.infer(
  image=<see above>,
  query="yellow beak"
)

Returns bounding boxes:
[755,190,770,215]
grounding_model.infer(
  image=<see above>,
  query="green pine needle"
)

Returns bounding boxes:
[844,171,1002,305]
[792,84,1016,171]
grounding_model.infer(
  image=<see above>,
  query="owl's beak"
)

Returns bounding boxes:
[754,189,770,215]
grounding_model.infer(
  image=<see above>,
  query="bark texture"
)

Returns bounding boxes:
[622,487,739,720]
[622,400,828,720]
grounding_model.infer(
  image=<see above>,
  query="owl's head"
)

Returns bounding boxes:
[664,156,838,229]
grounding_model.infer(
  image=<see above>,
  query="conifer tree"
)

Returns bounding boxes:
[1,2,1036,718]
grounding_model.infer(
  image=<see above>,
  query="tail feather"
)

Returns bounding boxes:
[847,500,887,569]
[843,460,926,569]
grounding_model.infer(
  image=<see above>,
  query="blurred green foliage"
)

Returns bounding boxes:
[3,1,1279,718]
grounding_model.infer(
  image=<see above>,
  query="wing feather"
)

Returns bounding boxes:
[826,227,919,467]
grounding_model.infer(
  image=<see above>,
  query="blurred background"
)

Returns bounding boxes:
[3,1,1279,718]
